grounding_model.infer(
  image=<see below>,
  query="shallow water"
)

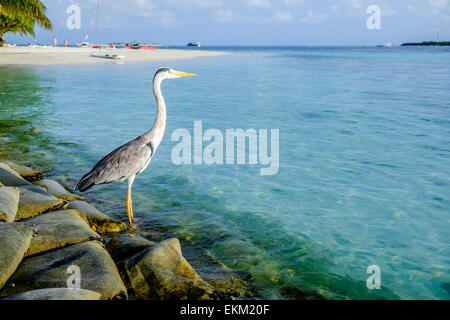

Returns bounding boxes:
[1,46,449,299]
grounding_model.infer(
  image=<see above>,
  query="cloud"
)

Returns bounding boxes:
[214,9,233,22]
[348,0,362,9]
[331,5,339,11]
[284,0,305,7]
[273,10,292,22]
[248,0,271,9]
[429,0,448,8]
[301,10,327,23]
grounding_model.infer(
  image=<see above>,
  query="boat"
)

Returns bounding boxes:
[377,43,393,48]
[124,43,157,50]
[187,42,201,47]
[90,52,124,60]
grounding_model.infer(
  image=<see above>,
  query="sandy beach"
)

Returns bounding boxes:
[0,46,227,65]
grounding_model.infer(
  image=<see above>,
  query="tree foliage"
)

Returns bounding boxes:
[0,0,52,45]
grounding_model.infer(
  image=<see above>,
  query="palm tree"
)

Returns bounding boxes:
[0,0,52,46]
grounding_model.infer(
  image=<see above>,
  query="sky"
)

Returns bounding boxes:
[5,0,450,46]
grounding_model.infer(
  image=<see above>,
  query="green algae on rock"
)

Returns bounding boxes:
[0,241,128,300]
[33,179,83,201]
[4,162,43,181]
[67,200,126,234]
[21,209,102,256]
[0,223,33,290]
[106,234,155,263]
[15,186,68,221]
[2,288,101,300]
[0,163,31,187]
[0,187,20,222]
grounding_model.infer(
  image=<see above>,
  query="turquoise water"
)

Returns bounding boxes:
[1,46,449,299]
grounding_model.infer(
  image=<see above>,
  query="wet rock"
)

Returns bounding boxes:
[33,179,83,201]
[0,187,20,222]
[67,200,126,234]
[106,234,155,263]
[119,238,215,300]
[0,223,33,290]
[0,162,31,187]
[279,285,327,300]
[21,209,101,256]
[2,288,101,300]
[15,186,68,221]
[0,241,128,300]
[4,162,43,181]
[0,182,4,187]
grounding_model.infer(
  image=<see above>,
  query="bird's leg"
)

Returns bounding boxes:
[126,185,133,227]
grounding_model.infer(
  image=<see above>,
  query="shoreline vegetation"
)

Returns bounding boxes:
[401,41,450,46]
[0,160,251,300]
[0,46,228,65]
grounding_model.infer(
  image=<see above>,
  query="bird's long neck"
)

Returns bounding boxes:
[144,77,166,143]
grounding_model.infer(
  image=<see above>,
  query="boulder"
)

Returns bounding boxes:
[0,162,31,187]
[0,182,4,187]
[2,288,101,300]
[106,234,155,263]
[0,187,20,222]
[33,179,83,201]
[15,185,68,221]
[22,210,102,256]
[0,241,128,300]
[4,162,43,181]
[67,200,126,234]
[0,223,33,290]
[119,238,215,300]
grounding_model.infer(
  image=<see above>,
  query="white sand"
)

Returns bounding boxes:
[0,46,227,65]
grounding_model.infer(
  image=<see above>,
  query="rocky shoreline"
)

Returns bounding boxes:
[0,160,250,300]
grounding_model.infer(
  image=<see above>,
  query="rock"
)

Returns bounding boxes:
[21,210,102,256]
[106,234,155,263]
[33,179,83,201]
[279,285,327,300]
[2,288,101,300]
[0,223,33,290]
[0,182,4,187]
[67,200,126,234]
[0,162,31,187]
[119,238,215,300]
[0,241,128,300]
[15,186,68,221]
[4,162,43,181]
[0,187,20,222]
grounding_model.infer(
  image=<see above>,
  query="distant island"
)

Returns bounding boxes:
[401,41,450,46]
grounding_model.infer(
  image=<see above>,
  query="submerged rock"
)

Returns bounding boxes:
[2,288,101,300]
[119,238,215,300]
[0,162,31,187]
[4,162,43,181]
[106,234,155,263]
[0,187,20,222]
[0,241,127,300]
[21,209,101,256]
[33,179,83,201]
[0,223,33,290]
[15,186,68,221]
[67,200,126,234]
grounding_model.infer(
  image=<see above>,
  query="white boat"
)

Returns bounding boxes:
[187,42,201,47]
[90,52,124,59]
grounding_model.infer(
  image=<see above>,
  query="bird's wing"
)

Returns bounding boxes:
[76,138,153,191]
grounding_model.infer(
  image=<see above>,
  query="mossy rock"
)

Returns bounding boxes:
[119,238,215,300]
[33,179,83,201]
[0,163,31,187]
[21,209,102,256]
[106,233,155,263]
[0,187,20,222]
[0,223,33,290]
[2,288,101,300]
[67,200,126,234]
[15,186,68,221]
[4,162,43,181]
[0,241,128,300]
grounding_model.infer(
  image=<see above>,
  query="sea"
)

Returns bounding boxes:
[0,46,449,299]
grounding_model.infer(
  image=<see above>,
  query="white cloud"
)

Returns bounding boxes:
[430,0,448,8]
[284,0,305,7]
[273,10,292,22]
[331,5,339,11]
[248,0,271,9]
[214,9,233,22]
[348,0,362,9]
[301,10,327,23]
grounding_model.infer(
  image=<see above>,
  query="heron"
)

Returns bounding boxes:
[75,67,196,226]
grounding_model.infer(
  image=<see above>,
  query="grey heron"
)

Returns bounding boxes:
[75,67,196,226]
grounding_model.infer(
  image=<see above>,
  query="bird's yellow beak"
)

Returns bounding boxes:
[172,70,197,77]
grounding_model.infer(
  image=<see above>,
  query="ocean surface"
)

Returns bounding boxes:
[1,46,449,299]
